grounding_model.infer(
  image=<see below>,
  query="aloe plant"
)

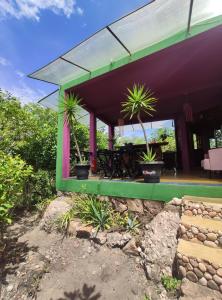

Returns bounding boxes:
[121,84,157,157]
[141,149,156,162]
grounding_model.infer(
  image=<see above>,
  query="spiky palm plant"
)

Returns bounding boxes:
[121,84,157,155]
[61,94,83,164]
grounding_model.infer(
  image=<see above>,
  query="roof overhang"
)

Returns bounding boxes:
[29,0,222,87]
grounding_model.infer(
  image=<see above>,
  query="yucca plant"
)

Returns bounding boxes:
[60,94,84,164]
[121,84,157,156]
[141,149,156,162]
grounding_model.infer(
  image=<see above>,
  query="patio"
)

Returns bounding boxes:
[29,0,222,201]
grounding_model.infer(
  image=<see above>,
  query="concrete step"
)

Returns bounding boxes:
[182,195,222,221]
[179,215,222,248]
[177,239,222,293]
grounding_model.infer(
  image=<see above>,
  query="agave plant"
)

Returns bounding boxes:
[60,94,84,164]
[121,84,157,155]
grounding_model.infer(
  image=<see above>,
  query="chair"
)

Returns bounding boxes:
[201,148,222,174]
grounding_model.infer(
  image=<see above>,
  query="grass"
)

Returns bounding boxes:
[161,275,181,292]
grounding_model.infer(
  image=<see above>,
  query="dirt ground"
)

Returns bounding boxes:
[1,213,164,300]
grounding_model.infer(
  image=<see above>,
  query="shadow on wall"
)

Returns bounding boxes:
[55,283,101,300]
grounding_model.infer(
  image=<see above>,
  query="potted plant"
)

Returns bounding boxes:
[62,94,90,180]
[121,84,164,183]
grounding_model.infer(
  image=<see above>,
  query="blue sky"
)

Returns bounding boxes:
[0,0,172,136]
[0,0,150,103]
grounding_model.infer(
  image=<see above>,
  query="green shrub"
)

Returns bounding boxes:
[0,151,33,242]
[161,275,181,292]
[24,169,56,206]
[126,214,140,232]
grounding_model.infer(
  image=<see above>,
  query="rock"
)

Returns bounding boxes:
[207,265,216,275]
[212,262,220,270]
[199,227,208,234]
[179,265,186,277]
[217,268,222,277]
[170,197,182,206]
[141,205,180,282]
[198,263,206,273]
[122,238,139,256]
[76,225,93,238]
[39,197,73,232]
[207,232,217,241]
[197,233,206,241]
[111,199,127,213]
[187,232,194,239]
[126,199,144,213]
[67,220,81,236]
[190,259,198,268]
[180,224,186,234]
[182,256,189,263]
[106,232,131,248]
[187,263,193,271]
[93,231,107,245]
[209,211,217,217]
[207,279,219,291]
[6,285,13,292]
[180,279,222,299]
[199,277,207,286]
[204,272,213,280]
[191,226,199,235]
[219,236,222,246]
[186,271,198,282]
[184,210,193,216]
[193,267,203,278]
[204,240,217,248]
[213,274,222,285]
[143,200,163,215]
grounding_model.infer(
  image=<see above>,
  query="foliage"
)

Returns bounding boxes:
[151,128,176,152]
[24,169,56,206]
[121,84,157,154]
[56,208,75,232]
[61,94,85,164]
[141,149,156,162]
[161,275,181,292]
[0,151,32,236]
[73,195,112,231]
[126,214,140,232]
[143,296,150,300]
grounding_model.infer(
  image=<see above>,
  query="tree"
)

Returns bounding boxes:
[121,84,157,155]
[151,128,176,152]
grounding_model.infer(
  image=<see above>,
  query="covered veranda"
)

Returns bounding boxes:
[30,0,222,200]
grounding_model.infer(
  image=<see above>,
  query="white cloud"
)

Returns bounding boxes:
[0,0,84,21]
[15,70,25,77]
[76,6,84,16]
[0,56,11,66]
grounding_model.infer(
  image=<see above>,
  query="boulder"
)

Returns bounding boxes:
[141,204,180,282]
[180,278,222,299]
[111,198,128,213]
[122,238,139,256]
[39,197,73,232]
[126,199,144,214]
[143,200,164,216]
[93,231,107,245]
[106,232,131,248]
[76,225,93,238]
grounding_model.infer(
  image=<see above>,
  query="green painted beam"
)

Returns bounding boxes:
[57,178,222,202]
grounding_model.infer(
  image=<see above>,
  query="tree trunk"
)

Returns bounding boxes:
[137,113,149,154]
[73,130,83,164]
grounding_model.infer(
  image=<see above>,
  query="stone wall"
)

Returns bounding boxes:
[177,252,222,293]
[183,200,222,220]
[179,223,222,248]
